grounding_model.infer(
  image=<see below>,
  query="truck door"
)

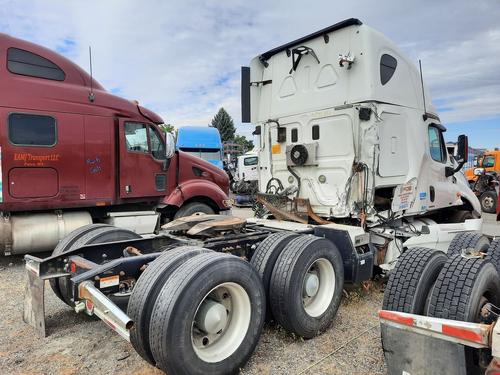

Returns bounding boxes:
[426,124,460,209]
[118,119,167,198]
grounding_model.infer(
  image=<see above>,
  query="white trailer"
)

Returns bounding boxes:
[241,18,482,269]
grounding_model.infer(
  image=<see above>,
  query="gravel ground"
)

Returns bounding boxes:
[0,210,497,375]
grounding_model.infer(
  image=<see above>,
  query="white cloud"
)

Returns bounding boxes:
[0,0,499,141]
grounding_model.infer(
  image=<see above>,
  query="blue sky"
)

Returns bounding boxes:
[444,118,500,149]
[0,0,498,148]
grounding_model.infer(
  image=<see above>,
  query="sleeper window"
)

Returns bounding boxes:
[312,125,320,140]
[9,113,56,146]
[380,54,397,85]
[8,47,65,81]
[125,123,149,153]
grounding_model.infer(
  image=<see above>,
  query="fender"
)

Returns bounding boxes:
[163,179,230,210]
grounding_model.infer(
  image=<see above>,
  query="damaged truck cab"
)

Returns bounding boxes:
[242,18,481,269]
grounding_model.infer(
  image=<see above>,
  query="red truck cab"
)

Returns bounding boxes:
[0,33,230,255]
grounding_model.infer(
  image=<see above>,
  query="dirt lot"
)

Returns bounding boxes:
[0,210,498,375]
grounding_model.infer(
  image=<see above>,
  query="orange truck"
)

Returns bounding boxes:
[464,149,500,184]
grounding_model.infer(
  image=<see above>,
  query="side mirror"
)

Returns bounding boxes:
[456,134,468,164]
[165,132,175,159]
[445,134,468,178]
[474,167,485,176]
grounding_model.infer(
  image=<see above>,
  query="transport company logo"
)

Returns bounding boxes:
[14,153,60,162]
[13,153,61,167]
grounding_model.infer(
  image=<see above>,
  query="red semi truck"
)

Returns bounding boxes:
[0,33,231,255]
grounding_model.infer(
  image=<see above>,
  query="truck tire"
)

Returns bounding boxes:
[128,246,211,365]
[49,224,112,302]
[149,252,265,375]
[428,256,500,321]
[447,232,490,257]
[485,239,500,274]
[249,232,299,320]
[480,191,497,214]
[382,247,447,315]
[174,202,215,219]
[269,236,344,339]
[57,226,141,306]
[428,256,500,373]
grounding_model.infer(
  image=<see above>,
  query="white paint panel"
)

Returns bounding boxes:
[379,113,409,177]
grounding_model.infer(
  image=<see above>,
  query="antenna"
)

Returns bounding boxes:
[419,59,427,121]
[88,46,95,102]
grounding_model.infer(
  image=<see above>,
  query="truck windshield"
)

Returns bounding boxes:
[181,148,221,162]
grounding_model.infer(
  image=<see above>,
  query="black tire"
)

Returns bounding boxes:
[382,247,447,315]
[428,256,500,321]
[57,226,141,306]
[174,202,215,219]
[49,224,112,302]
[486,238,500,274]
[128,246,211,365]
[480,191,497,214]
[249,232,299,319]
[269,236,344,339]
[447,232,490,257]
[149,252,265,375]
[428,256,500,372]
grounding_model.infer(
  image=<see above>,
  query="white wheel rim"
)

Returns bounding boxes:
[191,282,251,363]
[483,196,494,209]
[302,258,335,317]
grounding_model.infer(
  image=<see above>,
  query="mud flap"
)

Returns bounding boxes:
[381,322,467,375]
[23,266,46,338]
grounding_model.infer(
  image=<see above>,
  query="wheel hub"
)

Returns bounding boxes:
[191,282,252,363]
[195,299,228,334]
[483,196,494,209]
[303,273,320,297]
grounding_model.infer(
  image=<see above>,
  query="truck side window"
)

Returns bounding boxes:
[483,156,495,168]
[9,113,56,146]
[291,128,298,143]
[244,156,258,166]
[7,47,65,81]
[125,123,149,153]
[428,125,446,163]
[149,126,166,160]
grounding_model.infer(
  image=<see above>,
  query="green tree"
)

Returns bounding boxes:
[210,107,235,142]
[234,135,254,153]
[159,123,175,133]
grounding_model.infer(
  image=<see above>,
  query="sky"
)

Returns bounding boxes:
[0,0,499,148]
